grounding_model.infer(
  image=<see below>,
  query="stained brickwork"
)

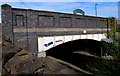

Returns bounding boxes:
[2,4,108,53]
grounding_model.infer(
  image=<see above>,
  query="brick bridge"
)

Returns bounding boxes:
[2,4,109,56]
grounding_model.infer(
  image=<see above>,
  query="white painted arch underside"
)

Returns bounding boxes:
[38,34,106,52]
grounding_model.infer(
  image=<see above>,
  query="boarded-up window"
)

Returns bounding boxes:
[60,17,72,28]
[97,19,107,28]
[16,15,24,26]
[87,18,96,28]
[75,18,86,28]
[38,15,54,27]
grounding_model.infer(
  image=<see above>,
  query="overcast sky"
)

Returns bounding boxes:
[0,0,119,23]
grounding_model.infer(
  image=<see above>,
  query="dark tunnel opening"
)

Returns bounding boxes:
[46,39,102,72]
[46,39,102,56]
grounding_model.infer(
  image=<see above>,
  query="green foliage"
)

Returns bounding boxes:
[94,17,120,76]
[101,60,120,76]
[107,17,120,58]
[116,24,120,32]
[108,18,117,43]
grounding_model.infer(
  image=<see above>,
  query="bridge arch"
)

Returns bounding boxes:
[46,39,102,57]
[37,34,106,57]
[2,4,108,56]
